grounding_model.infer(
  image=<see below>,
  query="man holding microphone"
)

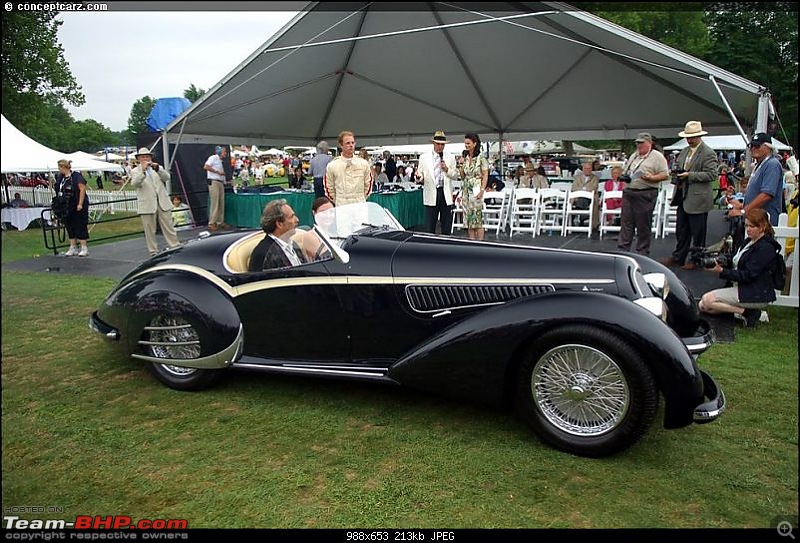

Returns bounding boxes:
[416,130,459,234]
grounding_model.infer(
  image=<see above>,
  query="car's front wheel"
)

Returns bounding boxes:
[143,315,224,391]
[515,325,659,457]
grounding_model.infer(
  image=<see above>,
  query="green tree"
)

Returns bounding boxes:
[66,119,115,153]
[1,11,85,134]
[127,96,157,136]
[703,2,798,146]
[183,83,206,103]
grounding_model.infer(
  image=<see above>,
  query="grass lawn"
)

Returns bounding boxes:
[1,228,797,529]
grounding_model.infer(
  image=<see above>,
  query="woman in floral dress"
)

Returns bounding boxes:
[458,132,489,240]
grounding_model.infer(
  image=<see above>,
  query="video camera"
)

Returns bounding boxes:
[687,214,744,269]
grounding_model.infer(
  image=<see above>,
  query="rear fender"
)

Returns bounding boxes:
[102,271,241,358]
[389,291,704,428]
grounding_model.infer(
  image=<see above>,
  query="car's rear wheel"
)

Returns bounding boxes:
[143,315,224,391]
[515,325,658,457]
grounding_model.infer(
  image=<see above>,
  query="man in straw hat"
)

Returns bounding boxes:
[661,121,719,270]
[415,130,459,234]
[130,147,181,257]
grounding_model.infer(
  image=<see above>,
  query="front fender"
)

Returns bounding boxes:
[389,291,704,428]
[97,270,241,360]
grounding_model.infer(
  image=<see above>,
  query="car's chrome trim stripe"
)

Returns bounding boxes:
[131,324,243,369]
[127,263,614,298]
[232,362,387,378]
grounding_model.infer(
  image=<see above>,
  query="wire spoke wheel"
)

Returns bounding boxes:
[146,315,200,377]
[533,344,629,436]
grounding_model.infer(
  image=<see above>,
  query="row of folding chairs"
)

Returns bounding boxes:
[451,183,680,239]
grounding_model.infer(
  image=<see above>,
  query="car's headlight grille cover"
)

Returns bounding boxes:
[406,284,554,313]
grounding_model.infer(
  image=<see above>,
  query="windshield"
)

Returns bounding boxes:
[313,201,403,240]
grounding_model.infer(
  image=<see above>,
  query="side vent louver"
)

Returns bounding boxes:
[406,284,554,313]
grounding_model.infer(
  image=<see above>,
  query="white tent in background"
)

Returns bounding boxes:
[68,151,124,172]
[0,115,121,173]
[489,140,596,155]
[99,151,126,161]
[664,135,793,152]
[262,148,287,156]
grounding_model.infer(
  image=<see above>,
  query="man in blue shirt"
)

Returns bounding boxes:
[309,141,333,198]
[729,133,783,226]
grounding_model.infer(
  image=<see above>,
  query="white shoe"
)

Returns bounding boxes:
[64,247,78,256]
[78,248,89,257]
[759,310,769,323]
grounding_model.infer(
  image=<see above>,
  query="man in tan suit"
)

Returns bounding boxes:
[130,147,181,257]
[324,131,373,206]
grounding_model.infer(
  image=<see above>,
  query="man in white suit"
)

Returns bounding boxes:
[130,147,181,257]
[416,130,459,234]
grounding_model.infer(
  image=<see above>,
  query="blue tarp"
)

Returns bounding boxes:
[146,97,191,132]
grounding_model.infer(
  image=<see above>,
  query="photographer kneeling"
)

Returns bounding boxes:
[698,208,781,327]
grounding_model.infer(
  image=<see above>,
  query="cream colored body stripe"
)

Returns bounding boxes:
[127,264,614,299]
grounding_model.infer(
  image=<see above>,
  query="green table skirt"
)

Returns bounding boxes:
[223,190,425,229]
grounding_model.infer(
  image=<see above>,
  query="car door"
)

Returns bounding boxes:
[233,258,351,363]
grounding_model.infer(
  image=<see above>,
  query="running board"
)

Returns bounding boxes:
[230,356,399,384]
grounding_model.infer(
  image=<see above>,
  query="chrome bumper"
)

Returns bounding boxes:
[693,370,726,423]
[89,311,120,341]
[682,318,715,356]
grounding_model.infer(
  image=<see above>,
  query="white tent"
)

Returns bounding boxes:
[262,148,287,156]
[163,2,768,149]
[0,115,121,173]
[68,151,124,172]
[378,143,466,156]
[489,140,596,155]
[664,135,793,152]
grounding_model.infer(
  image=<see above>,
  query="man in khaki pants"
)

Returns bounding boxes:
[204,146,229,231]
[130,147,181,257]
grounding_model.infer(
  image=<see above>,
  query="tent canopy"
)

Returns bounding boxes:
[1,115,122,173]
[165,2,765,148]
[664,135,792,152]
[147,97,192,132]
[68,151,124,172]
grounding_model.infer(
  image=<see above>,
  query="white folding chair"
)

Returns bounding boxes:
[535,188,568,236]
[660,185,677,238]
[508,188,539,237]
[482,190,508,236]
[599,190,624,239]
[563,190,597,236]
[451,191,464,233]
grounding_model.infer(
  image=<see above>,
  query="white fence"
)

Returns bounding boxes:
[773,212,799,308]
[1,186,139,213]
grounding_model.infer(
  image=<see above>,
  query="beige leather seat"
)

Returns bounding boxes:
[225,232,266,273]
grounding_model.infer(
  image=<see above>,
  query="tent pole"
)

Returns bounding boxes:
[499,132,505,182]
[162,130,170,194]
[708,75,749,142]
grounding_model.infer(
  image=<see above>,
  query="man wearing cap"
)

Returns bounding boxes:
[662,121,719,270]
[416,130,459,234]
[728,133,784,226]
[130,148,181,257]
[309,140,332,198]
[325,131,373,206]
[617,132,670,256]
[203,146,229,231]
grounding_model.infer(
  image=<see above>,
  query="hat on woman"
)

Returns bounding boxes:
[678,121,708,138]
[135,147,153,157]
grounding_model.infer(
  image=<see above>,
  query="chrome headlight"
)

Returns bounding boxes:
[643,272,669,300]
[634,297,667,321]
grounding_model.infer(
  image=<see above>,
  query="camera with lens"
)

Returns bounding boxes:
[670,167,685,184]
[700,254,730,269]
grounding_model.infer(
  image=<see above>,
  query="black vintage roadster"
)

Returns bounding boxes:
[90,202,724,457]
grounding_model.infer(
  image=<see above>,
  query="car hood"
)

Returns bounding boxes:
[389,233,630,295]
